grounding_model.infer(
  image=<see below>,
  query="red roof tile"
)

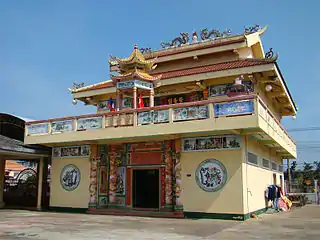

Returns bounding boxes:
[75,59,273,93]
[159,59,272,79]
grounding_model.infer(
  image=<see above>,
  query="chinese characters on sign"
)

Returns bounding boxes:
[116,80,153,90]
[182,135,241,152]
[195,159,227,192]
[214,100,254,117]
[60,164,81,191]
[53,145,90,158]
[167,96,184,105]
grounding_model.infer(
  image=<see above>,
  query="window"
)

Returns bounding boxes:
[278,165,283,172]
[247,152,258,165]
[271,162,277,171]
[262,159,270,169]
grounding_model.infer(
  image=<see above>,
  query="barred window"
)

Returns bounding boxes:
[262,159,270,168]
[278,165,283,172]
[248,152,258,165]
[271,162,278,171]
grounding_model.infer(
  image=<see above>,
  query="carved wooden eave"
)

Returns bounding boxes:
[70,80,114,94]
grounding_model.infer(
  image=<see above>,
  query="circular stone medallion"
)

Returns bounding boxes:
[60,164,81,191]
[195,159,227,192]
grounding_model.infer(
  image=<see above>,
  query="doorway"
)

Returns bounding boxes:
[133,169,159,209]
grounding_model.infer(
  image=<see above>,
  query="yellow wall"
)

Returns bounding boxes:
[255,83,281,121]
[181,150,244,214]
[242,136,283,214]
[50,157,90,208]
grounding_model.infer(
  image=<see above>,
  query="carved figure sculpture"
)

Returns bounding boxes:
[244,24,261,34]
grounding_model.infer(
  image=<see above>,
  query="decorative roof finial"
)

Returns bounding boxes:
[134,44,138,50]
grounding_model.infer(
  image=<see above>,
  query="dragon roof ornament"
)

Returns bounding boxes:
[160,25,267,49]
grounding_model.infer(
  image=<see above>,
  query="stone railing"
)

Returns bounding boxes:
[26,95,257,136]
[257,97,296,154]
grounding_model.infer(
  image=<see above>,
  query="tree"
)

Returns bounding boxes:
[314,161,320,179]
[303,162,314,181]
[290,160,297,179]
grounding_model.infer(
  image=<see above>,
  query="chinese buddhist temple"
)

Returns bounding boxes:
[23,25,297,220]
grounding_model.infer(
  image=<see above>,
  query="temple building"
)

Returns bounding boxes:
[23,25,297,220]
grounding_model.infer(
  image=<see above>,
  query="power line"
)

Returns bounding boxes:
[287,127,320,132]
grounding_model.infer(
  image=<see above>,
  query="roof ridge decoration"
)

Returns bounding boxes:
[159,24,267,49]
[108,44,156,67]
[242,48,278,63]
[109,44,161,84]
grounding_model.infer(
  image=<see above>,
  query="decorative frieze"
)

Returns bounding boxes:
[137,110,169,125]
[52,145,90,158]
[77,117,102,131]
[116,80,153,90]
[182,135,241,152]
[51,120,74,133]
[173,106,208,121]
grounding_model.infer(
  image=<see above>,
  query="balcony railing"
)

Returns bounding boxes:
[26,95,256,135]
[25,95,295,155]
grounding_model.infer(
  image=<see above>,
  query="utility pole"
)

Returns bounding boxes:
[287,159,291,193]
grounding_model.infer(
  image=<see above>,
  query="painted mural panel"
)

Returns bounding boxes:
[195,159,227,192]
[53,145,90,158]
[110,166,126,206]
[51,120,74,133]
[153,110,169,123]
[173,106,208,121]
[182,135,241,152]
[27,123,49,135]
[138,110,169,124]
[77,117,102,130]
[137,111,152,125]
[208,81,254,97]
[98,196,108,207]
[122,97,132,109]
[214,100,254,117]
[97,100,116,112]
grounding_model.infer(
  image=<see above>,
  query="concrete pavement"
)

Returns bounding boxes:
[0,205,319,239]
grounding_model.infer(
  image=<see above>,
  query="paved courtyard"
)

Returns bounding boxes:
[0,205,319,239]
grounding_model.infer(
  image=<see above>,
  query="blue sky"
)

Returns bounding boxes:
[0,0,319,166]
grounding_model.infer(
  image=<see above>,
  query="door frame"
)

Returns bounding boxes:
[131,166,161,211]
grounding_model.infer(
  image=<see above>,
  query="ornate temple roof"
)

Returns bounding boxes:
[108,44,157,72]
[110,68,162,82]
[73,58,276,93]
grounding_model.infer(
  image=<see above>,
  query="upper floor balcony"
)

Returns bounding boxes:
[24,94,296,159]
